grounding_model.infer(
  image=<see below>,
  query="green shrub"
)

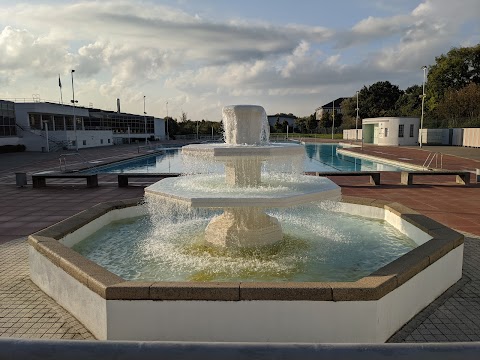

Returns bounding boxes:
[0,144,26,153]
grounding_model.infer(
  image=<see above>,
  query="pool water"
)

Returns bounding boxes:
[92,143,408,173]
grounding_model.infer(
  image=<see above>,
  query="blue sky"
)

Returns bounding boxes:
[0,0,479,120]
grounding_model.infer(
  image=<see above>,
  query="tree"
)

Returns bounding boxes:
[319,112,332,128]
[294,117,307,133]
[306,113,318,133]
[396,85,423,117]
[164,116,178,137]
[435,82,480,128]
[426,44,480,111]
[274,118,282,133]
[341,81,403,121]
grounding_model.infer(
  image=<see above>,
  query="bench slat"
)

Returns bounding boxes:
[32,174,98,188]
[117,173,181,187]
[400,171,470,186]
[314,171,381,185]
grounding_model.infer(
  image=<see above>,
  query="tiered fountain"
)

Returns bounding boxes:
[28,104,464,343]
[145,105,341,247]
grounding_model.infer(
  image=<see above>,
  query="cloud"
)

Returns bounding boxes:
[0,26,72,78]
[0,0,478,119]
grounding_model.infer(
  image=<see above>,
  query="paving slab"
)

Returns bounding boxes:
[0,142,479,342]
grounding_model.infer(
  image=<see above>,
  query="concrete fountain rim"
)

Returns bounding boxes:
[28,195,463,302]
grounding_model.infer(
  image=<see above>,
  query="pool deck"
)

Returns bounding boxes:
[0,142,479,342]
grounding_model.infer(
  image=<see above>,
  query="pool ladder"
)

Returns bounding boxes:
[423,152,443,169]
[59,153,94,172]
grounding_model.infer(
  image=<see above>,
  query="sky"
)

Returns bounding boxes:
[0,0,479,121]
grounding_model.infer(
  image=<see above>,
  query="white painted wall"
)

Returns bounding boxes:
[29,247,107,339]
[67,130,113,149]
[154,118,166,140]
[362,117,419,146]
[106,246,462,342]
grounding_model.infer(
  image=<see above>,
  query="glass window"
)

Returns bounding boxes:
[399,124,404,138]
[409,124,414,137]
[384,128,388,137]
[83,140,87,145]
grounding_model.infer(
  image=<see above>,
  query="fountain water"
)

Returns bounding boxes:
[145,105,341,247]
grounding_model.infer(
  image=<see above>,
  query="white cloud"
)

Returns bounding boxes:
[0,0,478,119]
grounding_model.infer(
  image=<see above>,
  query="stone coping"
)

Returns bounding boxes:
[28,196,463,302]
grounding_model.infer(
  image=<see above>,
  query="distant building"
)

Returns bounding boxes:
[362,117,420,146]
[0,100,166,151]
[315,98,347,120]
[267,114,297,129]
[0,100,16,139]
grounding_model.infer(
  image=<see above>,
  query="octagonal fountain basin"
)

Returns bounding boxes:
[28,196,463,343]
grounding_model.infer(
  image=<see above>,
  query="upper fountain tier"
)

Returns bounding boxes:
[182,105,304,160]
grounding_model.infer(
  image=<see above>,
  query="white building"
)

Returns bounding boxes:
[0,100,166,151]
[362,117,420,146]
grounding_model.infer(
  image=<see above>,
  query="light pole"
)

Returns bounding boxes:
[166,101,169,140]
[356,91,360,141]
[143,95,147,144]
[419,65,427,148]
[70,70,78,151]
[43,121,49,152]
[331,99,335,140]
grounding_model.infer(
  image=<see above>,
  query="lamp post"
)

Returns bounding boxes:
[419,65,427,148]
[43,121,49,152]
[356,91,360,141]
[143,95,147,144]
[70,70,78,151]
[331,99,335,140]
[166,101,169,140]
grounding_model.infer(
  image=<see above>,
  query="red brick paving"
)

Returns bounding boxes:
[0,142,479,244]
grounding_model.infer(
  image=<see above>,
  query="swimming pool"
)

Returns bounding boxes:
[92,143,409,174]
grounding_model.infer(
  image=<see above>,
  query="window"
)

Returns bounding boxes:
[100,139,104,144]
[108,139,111,143]
[83,140,87,146]
[398,124,404,138]
[384,128,388,137]
[409,124,414,137]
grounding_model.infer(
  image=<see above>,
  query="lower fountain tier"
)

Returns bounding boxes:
[205,208,282,247]
[182,142,305,158]
[144,174,341,208]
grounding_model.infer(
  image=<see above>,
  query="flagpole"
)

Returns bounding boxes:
[58,74,63,105]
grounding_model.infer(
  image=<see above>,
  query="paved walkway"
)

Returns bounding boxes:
[0,237,94,339]
[0,142,479,342]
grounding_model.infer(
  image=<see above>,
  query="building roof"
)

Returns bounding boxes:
[315,97,347,111]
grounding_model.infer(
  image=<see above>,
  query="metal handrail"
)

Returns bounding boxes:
[59,153,94,172]
[423,152,443,169]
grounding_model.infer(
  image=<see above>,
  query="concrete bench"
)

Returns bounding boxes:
[314,171,381,185]
[118,173,181,187]
[400,171,471,186]
[32,173,98,188]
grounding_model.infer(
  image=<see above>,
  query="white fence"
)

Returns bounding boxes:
[343,129,362,140]
[348,128,479,148]
[463,128,480,147]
